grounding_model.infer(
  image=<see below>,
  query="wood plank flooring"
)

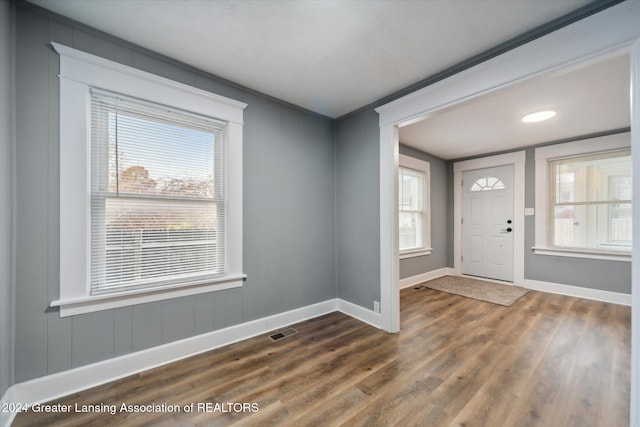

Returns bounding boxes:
[12,287,631,426]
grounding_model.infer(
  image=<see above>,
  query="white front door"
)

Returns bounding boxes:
[462,165,514,282]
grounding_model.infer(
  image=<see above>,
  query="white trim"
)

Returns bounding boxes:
[398,270,631,305]
[399,267,453,289]
[375,4,640,127]
[376,17,640,424]
[532,247,631,262]
[51,43,247,124]
[227,122,244,276]
[398,154,430,172]
[50,275,246,317]
[524,279,631,306]
[399,249,433,259]
[459,274,519,286]
[630,38,640,427]
[55,43,247,316]
[0,286,628,427]
[375,3,640,354]
[336,299,382,329]
[534,133,630,160]
[399,272,628,305]
[533,133,631,260]
[453,151,526,284]
[0,299,340,426]
[379,124,400,333]
[0,298,381,426]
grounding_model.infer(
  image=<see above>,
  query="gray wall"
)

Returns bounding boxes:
[398,145,451,279]
[334,103,631,295]
[521,146,631,293]
[9,0,631,393]
[0,0,14,398]
[451,141,631,294]
[14,4,335,383]
[335,109,380,310]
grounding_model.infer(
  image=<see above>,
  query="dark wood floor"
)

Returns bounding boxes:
[13,287,631,426]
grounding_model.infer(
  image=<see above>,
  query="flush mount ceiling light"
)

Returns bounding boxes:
[522,110,556,123]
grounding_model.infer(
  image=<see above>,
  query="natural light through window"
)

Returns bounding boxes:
[470,176,505,191]
[54,43,246,316]
[399,167,424,250]
[533,133,632,261]
[91,90,226,295]
[550,150,631,251]
[398,155,431,258]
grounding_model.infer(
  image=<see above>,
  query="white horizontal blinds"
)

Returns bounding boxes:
[90,89,226,295]
[549,149,631,249]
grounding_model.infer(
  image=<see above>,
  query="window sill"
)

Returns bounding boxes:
[399,248,433,259]
[51,274,247,317]
[532,247,631,262]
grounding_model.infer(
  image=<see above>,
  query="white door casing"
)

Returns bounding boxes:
[377,3,640,333]
[453,152,525,284]
[462,165,514,282]
[376,6,639,424]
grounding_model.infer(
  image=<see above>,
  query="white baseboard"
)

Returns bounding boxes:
[398,267,453,289]
[0,298,383,426]
[1,277,629,427]
[523,279,631,306]
[0,299,342,427]
[398,269,631,306]
[336,298,382,328]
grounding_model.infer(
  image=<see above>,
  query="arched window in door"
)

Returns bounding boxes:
[470,176,505,192]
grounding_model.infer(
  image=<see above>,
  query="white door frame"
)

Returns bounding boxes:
[453,152,525,284]
[376,4,639,425]
[376,2,640,333]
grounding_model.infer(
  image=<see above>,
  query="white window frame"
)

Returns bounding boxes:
[398,154,431,259]
[51,43,247,316]
[534,132,631,262]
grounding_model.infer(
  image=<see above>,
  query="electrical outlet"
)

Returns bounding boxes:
[373,301,380,313]
[525,208,535,216]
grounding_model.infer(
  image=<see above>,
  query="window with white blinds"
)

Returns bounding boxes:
[90,90,227,295]
[55,43,245,316]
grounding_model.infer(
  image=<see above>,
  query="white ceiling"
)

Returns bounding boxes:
[399,52,631,160]
[29,0,594,118]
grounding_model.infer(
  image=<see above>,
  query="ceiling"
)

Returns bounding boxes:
[28,0,595,119]
[399,52,631,160]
